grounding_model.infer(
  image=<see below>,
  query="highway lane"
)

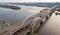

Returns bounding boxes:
[38,12,60,35]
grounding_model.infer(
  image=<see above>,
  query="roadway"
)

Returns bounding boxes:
[38,12,60,35]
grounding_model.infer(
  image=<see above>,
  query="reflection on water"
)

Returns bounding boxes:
[38,12,60,35]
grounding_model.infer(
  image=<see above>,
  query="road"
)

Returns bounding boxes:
[38,12,60,35]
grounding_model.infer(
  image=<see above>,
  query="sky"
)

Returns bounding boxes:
[0,0,60,2]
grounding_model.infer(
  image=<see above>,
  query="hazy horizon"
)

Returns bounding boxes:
[0,0,60,2]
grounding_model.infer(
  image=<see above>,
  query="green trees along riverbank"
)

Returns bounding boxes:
[0,5,21,10]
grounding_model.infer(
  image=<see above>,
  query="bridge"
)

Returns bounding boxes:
[12,6,57,35]
[0,6,57,35]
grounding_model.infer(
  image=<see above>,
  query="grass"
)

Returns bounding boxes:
[0,5,21,10]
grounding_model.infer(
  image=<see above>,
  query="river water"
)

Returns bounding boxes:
[0,5,60,35]
[38,12,60,35]
[0,5,47,25]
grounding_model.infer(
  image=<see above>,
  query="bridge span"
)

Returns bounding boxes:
[0,6,57,35]
[12,6,57,35]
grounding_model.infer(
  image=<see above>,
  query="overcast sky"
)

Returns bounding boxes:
[0,0,60,2]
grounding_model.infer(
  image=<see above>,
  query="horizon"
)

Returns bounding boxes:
[0,0,60,3]
[0,2,60,3]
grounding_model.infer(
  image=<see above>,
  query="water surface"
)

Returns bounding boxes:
[38,12,60,35]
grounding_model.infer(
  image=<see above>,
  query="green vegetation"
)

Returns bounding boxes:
[27,32,38,35]
[34,32,38,35]
[0,5,21,10]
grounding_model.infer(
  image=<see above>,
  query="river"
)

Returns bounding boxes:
[0,5,47,25]
[38,11,60,35]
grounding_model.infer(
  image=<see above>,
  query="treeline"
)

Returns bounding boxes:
[0,5,20,10]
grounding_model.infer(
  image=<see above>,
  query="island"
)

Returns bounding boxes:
[0,5,21,10]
